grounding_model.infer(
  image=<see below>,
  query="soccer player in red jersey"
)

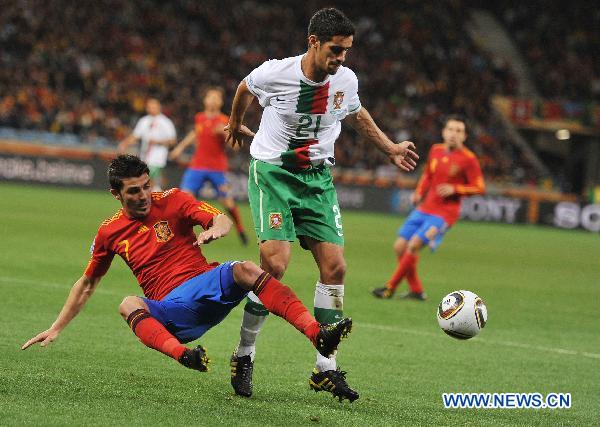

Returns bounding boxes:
[21,155,352,390]
[372,115,485,300]
[170,87,248,245]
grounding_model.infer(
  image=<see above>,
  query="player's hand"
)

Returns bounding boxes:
[389,141,419,172]
[21,329,60,350]
[410,191,422,205]
[194,229,226,245]
[117,142,128,153]
[224,123,255,148]
[168,149,181,161]
[436,184,455,197]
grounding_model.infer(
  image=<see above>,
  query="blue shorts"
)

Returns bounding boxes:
[180,168,229,198]
[398,210,449,251]
[143,262,247,343]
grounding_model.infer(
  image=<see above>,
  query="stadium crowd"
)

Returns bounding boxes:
[489,1,598,102]
[1,0,589,186]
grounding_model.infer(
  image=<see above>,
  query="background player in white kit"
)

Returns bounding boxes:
[118,98,176,190]
[225,8,419,402]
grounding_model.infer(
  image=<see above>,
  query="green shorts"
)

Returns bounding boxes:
[248,159,344,248]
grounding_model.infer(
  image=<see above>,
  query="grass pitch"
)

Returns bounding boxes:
[1,182,599,426]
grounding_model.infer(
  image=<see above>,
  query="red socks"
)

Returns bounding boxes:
[126,309,186,361]
[253,272,321,344]
[226,206,245,234]
[406,255,424,293]
[387,252,418,291]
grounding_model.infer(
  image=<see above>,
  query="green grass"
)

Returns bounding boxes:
[1,182,599,426]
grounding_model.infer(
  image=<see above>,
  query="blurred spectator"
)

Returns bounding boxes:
[0,0,567,186]
[489,1,598,101]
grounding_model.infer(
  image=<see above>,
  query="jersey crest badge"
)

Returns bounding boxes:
[153,220,174,243]
[269,213,283,229]
[449,163,460,177]
[333,91,344,109]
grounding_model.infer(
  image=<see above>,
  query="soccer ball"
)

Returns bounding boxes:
[437,290,487,339]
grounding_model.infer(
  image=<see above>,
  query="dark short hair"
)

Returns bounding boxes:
[308,8,355,43]
[108,154,150,191]
[442,114,469,135]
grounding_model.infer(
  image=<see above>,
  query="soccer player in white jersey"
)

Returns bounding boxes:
[118,98,176,191]
[225,8,419,402]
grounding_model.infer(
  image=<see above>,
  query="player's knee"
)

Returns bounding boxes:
[394,239,408,256]
[407,238,426,254]
[118,296,144,319]
[233,261,263,290]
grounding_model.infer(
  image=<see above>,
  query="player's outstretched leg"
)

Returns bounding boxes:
[250,270,352,357]
[122,299,210,372]
[231,263,353,398]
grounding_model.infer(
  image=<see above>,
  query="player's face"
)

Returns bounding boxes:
[113,174,152,218]
[442,120,467,150]
[203,90,223,111]
[146,99,161,116]
[315,35,353,75]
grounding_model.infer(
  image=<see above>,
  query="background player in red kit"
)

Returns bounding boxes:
[372,115,485,300]
[21,155,352,388]
[170,87,248,245]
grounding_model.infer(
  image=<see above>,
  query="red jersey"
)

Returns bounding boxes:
[189,112,230,171]
[84,189,222,301]
[415,144,485,225]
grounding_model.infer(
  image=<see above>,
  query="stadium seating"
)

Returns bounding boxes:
[0,1,594,187]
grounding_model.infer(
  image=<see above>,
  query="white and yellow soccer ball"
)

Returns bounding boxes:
[437,290,487,339]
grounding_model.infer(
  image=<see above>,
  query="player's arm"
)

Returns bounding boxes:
[225,80,256,147]
[195,213,233,245]
[169,130,196,160]
[176,191,233,244]
[345,107,419,172]
[21,275,102,349]
[117,134,139,153]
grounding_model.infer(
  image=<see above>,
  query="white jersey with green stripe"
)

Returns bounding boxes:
[245,54,361,170]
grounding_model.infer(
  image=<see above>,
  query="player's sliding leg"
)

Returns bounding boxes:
[233,262,352,354]
[230,241,289,397]
[119,296,209,371]
[305,239,359,403]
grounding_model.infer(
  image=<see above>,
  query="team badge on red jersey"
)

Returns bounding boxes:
[449,163,460,177]
[333,91,344,109]
[153,220,174,243]
[269,213,283,229]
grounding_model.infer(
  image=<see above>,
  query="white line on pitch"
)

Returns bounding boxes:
[358,322,600,361]
[4,276,599,361]
[0,276,123,296]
